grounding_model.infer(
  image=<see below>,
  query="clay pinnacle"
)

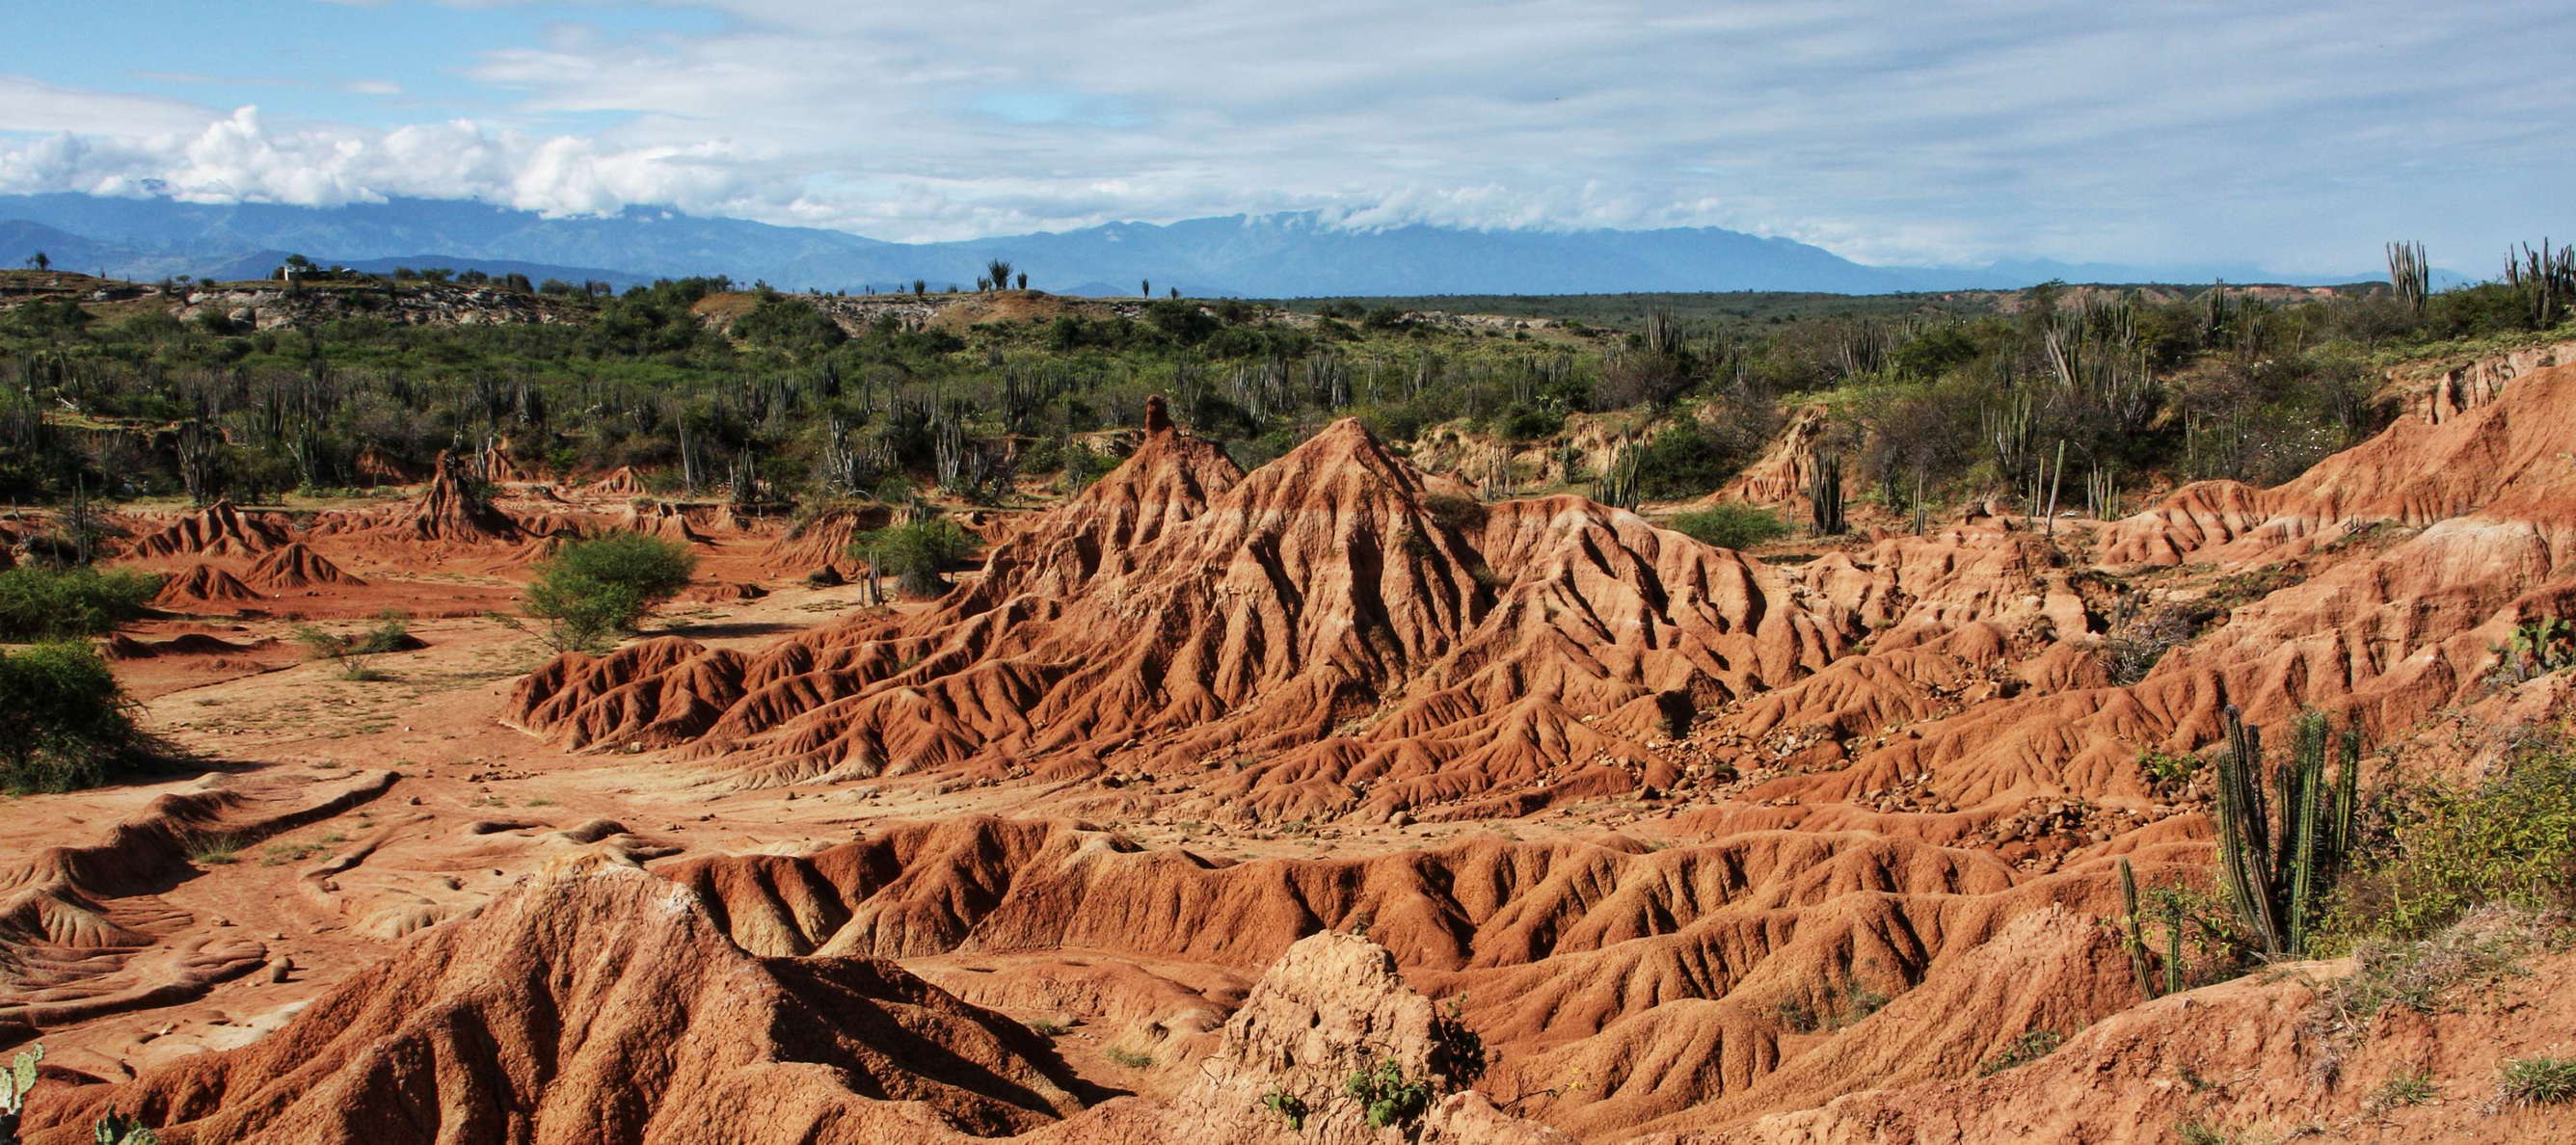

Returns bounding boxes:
[1143,393,1173,434]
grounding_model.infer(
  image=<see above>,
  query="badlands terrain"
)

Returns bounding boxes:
[3,291,2575,1142]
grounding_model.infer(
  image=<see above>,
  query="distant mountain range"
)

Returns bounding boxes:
[0,193,2414,297]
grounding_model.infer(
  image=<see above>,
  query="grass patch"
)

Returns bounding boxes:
[2174,1121,2241,1145]
[1104,1048,1154,1069]
[2362,1070,2438,1117]
[187,834,241,865]
[292,610,413,680]
[2497,1057,2576,1108]
[1977,1029,2065,1076]
[2321,908,2547,1024]
[258,841,328,865]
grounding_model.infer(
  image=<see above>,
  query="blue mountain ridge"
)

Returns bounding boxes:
[0,194,2401,297]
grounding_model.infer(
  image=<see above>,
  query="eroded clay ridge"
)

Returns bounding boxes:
[18,816,2165,1141]
[19,864,1098,1145]
[512,363,2576,831]
[661,813,2162,1135]
[510,411,1852,818]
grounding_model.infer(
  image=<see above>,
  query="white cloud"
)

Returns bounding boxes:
[1,1,2570,272]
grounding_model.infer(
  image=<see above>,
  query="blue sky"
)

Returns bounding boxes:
[2,0,2569,273]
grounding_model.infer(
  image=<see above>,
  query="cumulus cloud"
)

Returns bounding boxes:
[1,0,2570,270]
[0,104,762,222]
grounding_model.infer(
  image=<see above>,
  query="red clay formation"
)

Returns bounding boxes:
[8,355,2575,1143]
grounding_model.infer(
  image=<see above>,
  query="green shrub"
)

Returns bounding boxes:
[728,295,846,352]
[1061,441,1116,493]
[2363,1070,2438,1116]
[2323,744,2576,947]
[523,534,698,652]
[1669,503,1789,551]
[1343,1057,1433,1130]
[1259,1090,1309,1130]
[94,1112,162,1144]
[0,566,160,640]
[2498,1057,2576,1107]
[1105,1048,1155,1069]
[1977,1029,2065,1076]
[851,518,979,598]
[0,642,151,793]
[292,610,412,679]
[1631,422,1758,499]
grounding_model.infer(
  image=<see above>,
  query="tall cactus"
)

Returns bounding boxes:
[1598,440,1642,510]
[2385,241,2429,316]
[1809,450,1846,536]
[2163,895,2184,996]
[2085,463,2118,520]
[2118,858,2156,999]
[2212,706,2360,958]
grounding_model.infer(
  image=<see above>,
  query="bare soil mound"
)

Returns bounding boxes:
[622,500,710,545]
[243,543,363,591]
[762,503,897,578]
[585,466,650,497]
[1059,930,1563,1143]
[125,502,289,561]
[313,449,524,550]
[21,864,1098,1145]
[152,564,263,607]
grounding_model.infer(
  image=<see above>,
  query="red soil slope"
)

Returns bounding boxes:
[21,864,1097,1145]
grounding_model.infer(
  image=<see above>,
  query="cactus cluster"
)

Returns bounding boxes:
[2506,240,2576,328]
[2212,706,2361,958]
[1808,449,1845,536]
[2386,241,2430,315]
[2085,462,2119,520]
[1599,440,1642,510]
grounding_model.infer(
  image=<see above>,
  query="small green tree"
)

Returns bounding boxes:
[851,518,978,598]
[523,534,697,652]
[985,259,1014,293]
[26,251,47,272]
[0,643,150,793]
